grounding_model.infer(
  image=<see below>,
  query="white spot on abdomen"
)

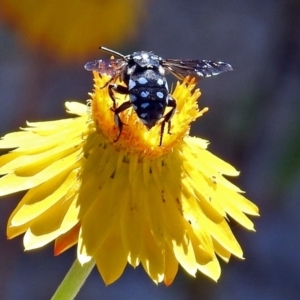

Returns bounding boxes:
[140,113,148,119]
[130,94,137,102]
[138,77,148,84]
[129,79,136,90]
[156,91,164,99]
[157,78,164,85]
[140,91,150,97]
[141,102,150,109]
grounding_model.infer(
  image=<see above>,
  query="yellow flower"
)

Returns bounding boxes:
[0,0,144,62]
[0,73,259,285]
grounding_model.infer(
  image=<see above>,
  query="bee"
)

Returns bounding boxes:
[85,47,233,145]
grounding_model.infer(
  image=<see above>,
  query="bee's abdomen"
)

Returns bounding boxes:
[128,70,169,128]
[130,88,168,128]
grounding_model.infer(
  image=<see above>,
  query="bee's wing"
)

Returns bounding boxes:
[162,59,233,80]
[84,58,127,78]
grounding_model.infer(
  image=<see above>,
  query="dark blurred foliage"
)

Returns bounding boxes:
[1,0,300,299]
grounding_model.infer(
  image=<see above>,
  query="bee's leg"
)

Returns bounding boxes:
[100,77,114,89]
[110,101,132,142]
[108,84,128,109]
[160,96,177,146]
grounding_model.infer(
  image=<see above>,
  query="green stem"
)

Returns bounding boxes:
[51,259,95,300]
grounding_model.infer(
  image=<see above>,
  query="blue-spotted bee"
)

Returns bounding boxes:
[85,47,232,145]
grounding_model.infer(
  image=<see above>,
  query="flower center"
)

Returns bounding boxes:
[90,72,205,159]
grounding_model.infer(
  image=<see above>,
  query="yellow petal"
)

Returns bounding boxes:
[140,224,164,284]
[207,217,243,259]
[163,244,179,286]
[24,195,79,250]
[95,229,128,285]
[197,253,221,282]
[80,161,128,257]
[0,151,81,196]
[213,239,232,263]
[121,165,144,267]
[54,223,80,255]
[10,169,79,226]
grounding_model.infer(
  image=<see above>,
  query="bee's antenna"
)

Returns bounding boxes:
[100,46,127,60]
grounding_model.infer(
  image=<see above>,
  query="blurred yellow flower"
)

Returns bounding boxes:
[0,0,144,61]
[0,73,258,285]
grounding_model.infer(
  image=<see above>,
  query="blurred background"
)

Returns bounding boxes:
[0,0,300,299]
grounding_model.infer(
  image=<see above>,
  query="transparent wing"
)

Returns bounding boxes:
[84,58,127,77]
[162,59,233,80]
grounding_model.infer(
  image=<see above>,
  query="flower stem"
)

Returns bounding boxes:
[51,259,95,300]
